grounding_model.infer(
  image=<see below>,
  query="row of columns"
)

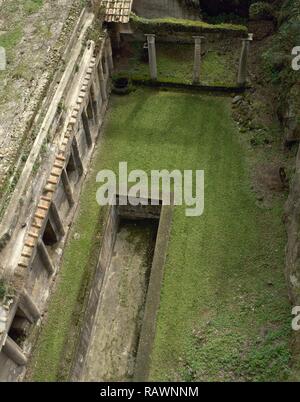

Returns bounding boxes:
[82,38,113,147]
[145,33,253,86]
[1,37,114,370]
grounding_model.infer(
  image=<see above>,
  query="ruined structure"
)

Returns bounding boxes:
[0,0,254,382]
[0,7,114,380]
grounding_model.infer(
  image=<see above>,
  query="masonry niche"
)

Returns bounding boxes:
[8,307,31,349]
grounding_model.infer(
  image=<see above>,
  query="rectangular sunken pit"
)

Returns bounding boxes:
[72,194,173,381]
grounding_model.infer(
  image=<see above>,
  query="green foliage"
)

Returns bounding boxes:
[182,0,200,8]
[0,280,6,301]
[200,0,251,17]
[261,0,300,86]
[249,2,274,20]
[278,0,300,24]
[203,12,248,25]
[130,13,248,35]
[0,27,22,50]
[24,0,43,14]
[262,19,300,85]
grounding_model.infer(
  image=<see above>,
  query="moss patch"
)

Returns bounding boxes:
[0,27,23,51]
[130,13,248,35]
[24,0,43,14]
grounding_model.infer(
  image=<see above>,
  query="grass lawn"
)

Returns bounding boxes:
[116,42,239,86]
[28,88,292,381]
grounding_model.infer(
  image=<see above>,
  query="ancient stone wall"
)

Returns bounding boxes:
[133,0,200,20]
[71,205,119,381]
[0,11,114,381]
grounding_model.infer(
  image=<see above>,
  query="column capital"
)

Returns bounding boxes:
[193,36,205,46]
[241,33,254,42]
[145,34,156,43]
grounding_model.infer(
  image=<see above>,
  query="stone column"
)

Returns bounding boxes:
[193,36,205,84]
[19,290,41,323]
[145,34,157,81]
[82,109,93,148]
[37,239,55,276]
[50,202,65,237]
[94,72,103,107]
[106,38,114,74]
[2,336,28,366]
[0,47,6,71]
[98,60,108,102]
[237,34,253,86]
[72,138,84,176]
[113,23,122,50]
[61,169,75,207]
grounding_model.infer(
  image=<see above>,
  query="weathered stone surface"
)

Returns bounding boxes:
[0,47,6,71]
[257,165,288,192]
[133,0,200,20]
[283,82,300,145]
[285,150,300,305]
[232,95,243,105]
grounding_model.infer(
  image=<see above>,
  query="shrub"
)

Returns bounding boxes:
[130,14,248,36]
[0,280,6,301]
[249,2,274,20]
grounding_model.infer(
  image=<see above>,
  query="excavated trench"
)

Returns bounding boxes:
[72,200,172,382]
[82,219,157,381]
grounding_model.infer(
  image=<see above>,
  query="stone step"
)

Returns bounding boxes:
[37,202,50,211]
[53,161,64,169]
[47,177,58,186]
[35,211,46,220]
[50,167,61,177]
[56,155,66,162]
[59,144,67,153]
[32,222,42,230]
[21,251,31,259]
[41,195,52,202]
[44,184,56,193]
[25,240,35,248]
[62,138,69,146]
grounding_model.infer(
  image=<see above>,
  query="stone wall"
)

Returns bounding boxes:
[285,145,300,373]
[285,149,300,305]
[133,0,200,20]
[0,12,114,381]
[71,206,119,381]
[71,198,173,381]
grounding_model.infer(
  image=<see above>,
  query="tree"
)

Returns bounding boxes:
[200,0,252,17]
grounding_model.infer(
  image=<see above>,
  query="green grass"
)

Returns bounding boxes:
[24,0,43,14]
[29,88,292,381]
[0,27,22,51]
[116,43,238,86]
